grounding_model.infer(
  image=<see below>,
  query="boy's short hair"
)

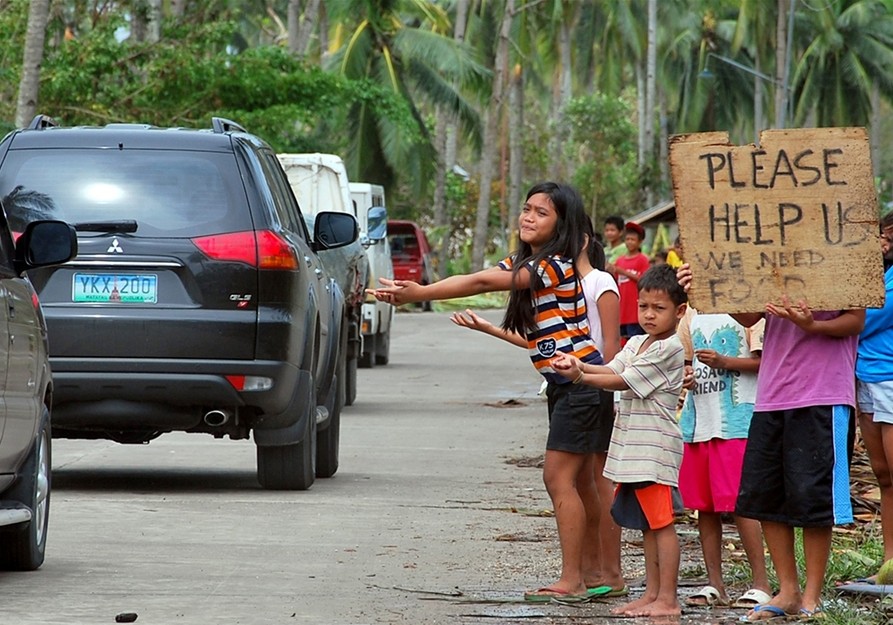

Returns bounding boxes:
[638,264,688,306]
[605,215,625,230]
[624,222,645,239]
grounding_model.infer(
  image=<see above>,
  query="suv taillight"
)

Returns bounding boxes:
[191,230,299,270]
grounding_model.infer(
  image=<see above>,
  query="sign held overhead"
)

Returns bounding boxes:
[669,127,884,313]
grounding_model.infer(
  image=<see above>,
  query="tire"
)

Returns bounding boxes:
[317,330,345,478]
[0,406,51,571]
[345,353,358,406]
[359,333,376,368]
[256,394,317,491]
[374,329,390,365]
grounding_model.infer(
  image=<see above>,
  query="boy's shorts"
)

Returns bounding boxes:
[545,382,605,454]
[857,380,893,425]
[679,438,747,513]
[736,405,854,527]
[611,482,683,530]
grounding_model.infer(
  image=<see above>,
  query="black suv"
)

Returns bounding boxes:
[0,116,358,491]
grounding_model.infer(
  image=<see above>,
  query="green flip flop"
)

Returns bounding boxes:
[587,585,630,598]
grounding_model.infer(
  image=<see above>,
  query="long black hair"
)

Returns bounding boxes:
[501,182,589,335]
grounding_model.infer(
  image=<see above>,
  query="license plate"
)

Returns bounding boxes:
[72,273,158,304]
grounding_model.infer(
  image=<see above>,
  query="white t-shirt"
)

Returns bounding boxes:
[581,269,619,354]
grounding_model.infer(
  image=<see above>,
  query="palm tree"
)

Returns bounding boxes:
[792,0,893,128]
[324,0,486,196]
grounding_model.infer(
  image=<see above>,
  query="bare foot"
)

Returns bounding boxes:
[610,594,655,615]
[628,598,681,617]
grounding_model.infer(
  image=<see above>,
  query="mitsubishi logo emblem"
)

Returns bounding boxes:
[107,238,124,254]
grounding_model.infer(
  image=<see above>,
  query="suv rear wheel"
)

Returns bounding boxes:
[0,406,51,571]
[256,389,317,490]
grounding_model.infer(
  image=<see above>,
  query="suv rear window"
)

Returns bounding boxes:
[0,149,253,236]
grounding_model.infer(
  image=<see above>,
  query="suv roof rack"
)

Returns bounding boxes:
[28,115,58,130]
[211,117,247,134]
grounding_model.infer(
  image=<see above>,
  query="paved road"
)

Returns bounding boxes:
[1,311,587,625]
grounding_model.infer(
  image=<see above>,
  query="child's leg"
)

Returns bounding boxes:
[593,451,624,589]
[692,511,729,603]
[576,454,602,586]
[734,515,771,593]
[611,529,659,614]
[801,526,832,613]
[541,449,588,595]
[746,520,801,620]
[880,423,893,562]
[620,525,681,617]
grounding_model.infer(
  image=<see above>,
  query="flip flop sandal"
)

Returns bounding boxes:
[523,586,587,603]
[685,585,728,607]
[739,604,795,622]
[733,588,773,608]
[588,584,630,598]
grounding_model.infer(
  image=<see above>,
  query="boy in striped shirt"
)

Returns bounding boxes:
[553,264,688,618]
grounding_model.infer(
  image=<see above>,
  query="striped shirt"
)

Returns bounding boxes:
[603,334,685,486]
[499,255,601,384]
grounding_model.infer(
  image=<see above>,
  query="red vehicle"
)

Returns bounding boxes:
[387,220,436,310]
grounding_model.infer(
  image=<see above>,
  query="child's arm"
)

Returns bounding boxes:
[596,291,621,362]
[369,266,527,305]
[450,310,527,348]
[552,353,628,390]
[766,297,865,337]
[694,349,761,373]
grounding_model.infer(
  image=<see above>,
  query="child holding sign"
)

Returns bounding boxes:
[677,264,863,621]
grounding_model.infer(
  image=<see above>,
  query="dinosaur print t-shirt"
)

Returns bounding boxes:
[679,313,763,442]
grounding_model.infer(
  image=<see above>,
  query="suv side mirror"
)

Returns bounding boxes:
[15,220,77,275]
[313,211,358,251]
[365,206,388,244]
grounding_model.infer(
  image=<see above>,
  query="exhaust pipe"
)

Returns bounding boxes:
[203,409,231,427]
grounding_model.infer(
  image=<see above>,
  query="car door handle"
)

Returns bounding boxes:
[7,303,14,319]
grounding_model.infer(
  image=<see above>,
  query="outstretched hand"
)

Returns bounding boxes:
[766,295,814,330]
[450,309,494,333]
[366,277,422,305]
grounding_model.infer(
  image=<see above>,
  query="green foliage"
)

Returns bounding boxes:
[8,13,415,156]
[564,92,641,221]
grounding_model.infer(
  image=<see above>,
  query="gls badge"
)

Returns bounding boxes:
[537,337,556,358]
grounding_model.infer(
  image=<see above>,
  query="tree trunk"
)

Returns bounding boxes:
[556,5,574,179]
[432,0,471,277]
[643,0,657,206]
[15,0,51,129]
[472,0,513,271]
[507,63,524,248]
[289,0,320,58]
[147,0,162,43]
[774,0,787,128]
[754,52,764,142]
[170,0,187,17]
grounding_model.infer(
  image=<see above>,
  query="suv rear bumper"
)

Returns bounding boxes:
[50,358,312,436]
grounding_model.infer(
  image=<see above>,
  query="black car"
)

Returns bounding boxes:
[0,116,358,490]
[0,214,77,570]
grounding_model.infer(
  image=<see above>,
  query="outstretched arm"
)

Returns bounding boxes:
[450,310,527,348]
[368,267,529,305]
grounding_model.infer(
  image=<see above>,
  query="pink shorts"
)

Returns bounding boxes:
[678,438,747,513]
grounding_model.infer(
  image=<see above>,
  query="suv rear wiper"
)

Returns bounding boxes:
[72,220,138,234]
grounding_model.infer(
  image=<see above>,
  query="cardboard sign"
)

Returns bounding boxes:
[669,128,884,313]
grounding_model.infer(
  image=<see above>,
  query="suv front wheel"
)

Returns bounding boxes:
[0,406,51,570]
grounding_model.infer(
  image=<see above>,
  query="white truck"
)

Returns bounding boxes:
[349,182,394,368]
[277,153,375,405]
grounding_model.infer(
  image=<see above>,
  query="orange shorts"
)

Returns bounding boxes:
[611,482,680,530]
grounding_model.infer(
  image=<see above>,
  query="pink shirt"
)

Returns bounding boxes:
[754,312,857,411]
